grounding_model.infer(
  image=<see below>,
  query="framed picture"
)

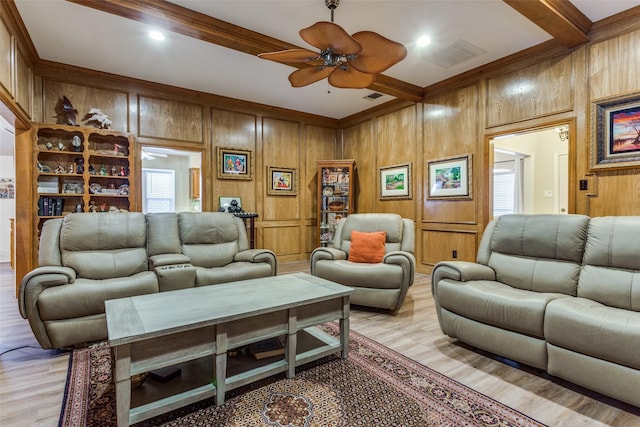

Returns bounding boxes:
[217,147,252,180]
[379,162,412,200]
[267,166,297,196]
[427,154,472,200]
[219,196,241,212]
[590,92,640,170]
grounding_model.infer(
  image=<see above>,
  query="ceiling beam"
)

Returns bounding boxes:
[66,0,423,102]
[503,0,592,48]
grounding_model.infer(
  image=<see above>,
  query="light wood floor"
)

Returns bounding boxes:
[1,261,638,426]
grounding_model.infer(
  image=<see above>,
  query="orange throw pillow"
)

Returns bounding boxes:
[349,230,386,263]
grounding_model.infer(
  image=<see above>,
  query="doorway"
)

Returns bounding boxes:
[490,123,571,218]
[0,116,15,266]
[141,146,202,213]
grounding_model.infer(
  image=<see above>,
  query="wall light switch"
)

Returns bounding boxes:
[543,190,553,198]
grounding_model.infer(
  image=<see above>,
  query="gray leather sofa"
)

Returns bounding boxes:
[19,212,277,349]
[310,213,415,314]
[431,214,640,407]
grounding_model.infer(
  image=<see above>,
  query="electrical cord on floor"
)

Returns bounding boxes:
[0,345,42,356]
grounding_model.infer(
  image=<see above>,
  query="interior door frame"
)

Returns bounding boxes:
[485,117,576,223]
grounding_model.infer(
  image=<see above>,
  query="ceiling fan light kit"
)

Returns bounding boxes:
[258,0,407,89]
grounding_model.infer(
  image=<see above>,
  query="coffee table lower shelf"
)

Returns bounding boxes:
[128,326,342,425]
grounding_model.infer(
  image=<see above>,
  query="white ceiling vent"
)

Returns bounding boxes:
[423,39,487,68]
[363,92,384,101]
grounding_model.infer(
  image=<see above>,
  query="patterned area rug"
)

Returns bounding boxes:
[59,323,546,427]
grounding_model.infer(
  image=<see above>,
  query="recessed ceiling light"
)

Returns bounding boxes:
[416,35,431,47]
[149,30,165,41]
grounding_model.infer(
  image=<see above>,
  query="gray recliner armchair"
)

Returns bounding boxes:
[310,213,416,314]
[18,213,159,349]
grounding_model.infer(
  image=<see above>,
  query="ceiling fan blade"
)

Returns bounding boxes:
[258,49,319,63]
[348,31,407,74]
[300,21,362,55]
[288,66,334,87]
[328,66,376,89]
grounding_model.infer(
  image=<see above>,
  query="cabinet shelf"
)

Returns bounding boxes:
[31,123,135,238]
[317,160,355,247]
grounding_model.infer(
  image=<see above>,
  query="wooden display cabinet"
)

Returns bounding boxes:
[317,160,356,247]
[24,123,136,269]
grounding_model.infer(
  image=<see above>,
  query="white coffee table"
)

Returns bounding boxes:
[105,272,353,426]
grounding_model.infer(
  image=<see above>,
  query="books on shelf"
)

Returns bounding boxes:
[38,197,64,216]
[248,336,285,360]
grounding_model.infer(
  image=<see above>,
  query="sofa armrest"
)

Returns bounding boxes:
[310,247,347,275]
[432,261,496,285]
[19,266,76,317]
[149,253,191,269]
[234,249,278,275]
[383,250,416,286]
[18,266,76,348]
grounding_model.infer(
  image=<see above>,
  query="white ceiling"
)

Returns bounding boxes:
[12,0,640,120]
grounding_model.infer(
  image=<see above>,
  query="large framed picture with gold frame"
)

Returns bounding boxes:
[217,146,252,180]
[590,92,640,171]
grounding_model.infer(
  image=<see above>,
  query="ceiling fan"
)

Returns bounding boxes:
[258,0,407,89]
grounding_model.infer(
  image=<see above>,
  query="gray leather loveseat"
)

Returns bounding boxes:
[19,211,277,349]
[431,214,640,407]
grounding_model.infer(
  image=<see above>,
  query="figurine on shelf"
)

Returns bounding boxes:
[119,166,126,176]
[82,108,112,129]
[111,166,117,176]
[68,163,75,174]
[100,164,107,176]
[74,158,84,174]
[55,96,79,126]
[89,201,98,213]
[55,164,65,174]
[75,202,83,213]
[57,142,65,151]
[37,161,51,173]
[88,164,96,175]
[114,143,128,156]
[100,202,107,212]
[45,141,53,150]
[71,135,82,152]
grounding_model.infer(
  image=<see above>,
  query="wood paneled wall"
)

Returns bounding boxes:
[341,26,640,274]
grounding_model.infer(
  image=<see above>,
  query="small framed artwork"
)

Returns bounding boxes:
[267,166,297,196]
[219,196,242,212]
[427,154,472,200]
[379,162,412,200]
[217,147,252,180]
[590,92,640,170]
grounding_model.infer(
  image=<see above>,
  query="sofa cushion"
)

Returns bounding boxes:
[179,212,240,267]
[339,213,404,253]
[37,271,158,320]
[349,231,386,263]
[314,259,404,290]
[487,214,589,295]
[489,253,581,295]
[437,279,570,338]
[60,213,148,279]
[579,216,640,311]
[491,214,589,262]
[545,297,640,370]
[195,262,273,286]
[146,212,181,256]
